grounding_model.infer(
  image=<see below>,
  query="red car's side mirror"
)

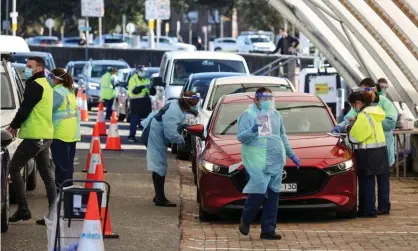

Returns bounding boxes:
[186,124,205,140]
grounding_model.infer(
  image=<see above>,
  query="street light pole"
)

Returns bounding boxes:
[12,0,17,36]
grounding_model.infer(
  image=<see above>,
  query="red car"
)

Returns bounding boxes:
[187,92,357,221]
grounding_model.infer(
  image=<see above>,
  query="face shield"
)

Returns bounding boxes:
[182,94,201,115]
[256,92,275,111]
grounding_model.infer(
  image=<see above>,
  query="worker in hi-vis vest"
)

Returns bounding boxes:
[127,66,152,142]
[7,56,57,225]
[100,67,117,120]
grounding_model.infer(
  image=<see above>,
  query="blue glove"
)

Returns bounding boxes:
[330,126,341,133]
[290,155,301,169]
[252,124,261,133]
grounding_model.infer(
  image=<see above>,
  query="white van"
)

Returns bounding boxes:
[152,51,250,101]
[0,36,30,52]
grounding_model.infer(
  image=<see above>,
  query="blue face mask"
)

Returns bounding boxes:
[24,67,33,79]
[260,100,273,111]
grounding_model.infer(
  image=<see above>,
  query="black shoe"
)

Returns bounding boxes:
[154,198,176,207]
[36,218,46,225]
[128,137,137,143]
[239,218,250,236]
[357,211,377,218]
[260,232,282,240]
[377,210,390,215]
[9,208,32,222]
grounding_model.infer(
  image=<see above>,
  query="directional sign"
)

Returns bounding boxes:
[80,27,92,32]
[183,11,198,24]
[81,0,104,17]
[126,23,135,34]
[45,18,55,29]
[146,0,171,20]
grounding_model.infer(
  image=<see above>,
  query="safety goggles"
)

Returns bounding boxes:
[182,93,200,100]
[48,70,67,81]
[352,87,376,93]
[255,92,274,101]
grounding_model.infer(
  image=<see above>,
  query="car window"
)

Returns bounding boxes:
[213,102,333,135]
[11,55,53,71]
[13,68,24,101]
[225,39,236,43]
[1,72,15,109]
[73,64,86,76]
[208,84,292,110]
[171,59,246,86]
[188,79,212,101]
[91,64,129,78]
[40,39,59,45]
[65,39,81,44]
[250,36,270,43]
[104,38,125,44]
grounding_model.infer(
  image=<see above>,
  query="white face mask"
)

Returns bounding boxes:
[138,71,146,78]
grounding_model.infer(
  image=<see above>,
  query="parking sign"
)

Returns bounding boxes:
[146,0,171,20]
[81,0,105,17]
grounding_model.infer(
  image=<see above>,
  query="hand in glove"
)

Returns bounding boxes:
[290,155,301,169]
[177,123,189,133]
[330,126,341,133]
[252,124,261,133]
[132,86,144,95]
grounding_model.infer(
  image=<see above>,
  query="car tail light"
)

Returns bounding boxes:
[41,41,47,45]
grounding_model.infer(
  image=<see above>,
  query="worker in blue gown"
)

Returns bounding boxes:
[237,87,300,240]
[142,91,200,207]
[331,78,397,215]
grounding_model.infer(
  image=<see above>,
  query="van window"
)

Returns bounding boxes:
[1,73,15,109]
[170,59,246,86]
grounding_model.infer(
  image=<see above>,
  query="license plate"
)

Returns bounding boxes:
[281,183,297,192]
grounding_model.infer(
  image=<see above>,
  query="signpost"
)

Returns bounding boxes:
[126,23,135,35]
[45,18,55,37]
[81,0,104,46]
[145,0,171,49]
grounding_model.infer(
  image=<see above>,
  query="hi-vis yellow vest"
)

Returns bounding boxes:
[100,72,114,100]
[53,85,81,142]
[349,106,386,149]
[128,74,150,99]
[18,77,53,139]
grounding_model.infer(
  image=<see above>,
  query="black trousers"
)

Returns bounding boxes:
[51,139,76,188]
[9,139,57,207]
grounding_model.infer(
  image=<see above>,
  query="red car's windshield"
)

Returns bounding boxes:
[213,102,333,135]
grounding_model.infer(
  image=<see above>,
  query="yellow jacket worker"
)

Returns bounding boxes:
[347,89,390,218]
[50,68,81,190]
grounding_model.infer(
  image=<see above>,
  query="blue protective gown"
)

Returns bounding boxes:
[143,100,186,176]
[338,94,397,166]
[237,104,295,194]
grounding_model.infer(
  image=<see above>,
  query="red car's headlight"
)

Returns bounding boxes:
[323,160,354,176]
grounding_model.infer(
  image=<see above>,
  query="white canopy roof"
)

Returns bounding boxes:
[269,0,418,118]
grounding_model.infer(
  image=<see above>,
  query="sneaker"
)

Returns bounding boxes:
[239,218,250,236]
[260,232,282,240]
[128,137,137,143]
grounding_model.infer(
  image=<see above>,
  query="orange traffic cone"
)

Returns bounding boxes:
[83,124,104,173]
[76,87,83,108]
[78,192,105,251]
[85,140,102,189]
[96,102,107,136]
[93,164,119,239]
[80,90,89,122]
[104,111,122,151]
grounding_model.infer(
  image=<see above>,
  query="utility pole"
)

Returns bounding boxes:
[11,0,17,36]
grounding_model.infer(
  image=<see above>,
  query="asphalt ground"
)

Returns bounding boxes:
[1,111,181,251]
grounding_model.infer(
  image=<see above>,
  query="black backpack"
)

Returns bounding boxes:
[140,103,171,147]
